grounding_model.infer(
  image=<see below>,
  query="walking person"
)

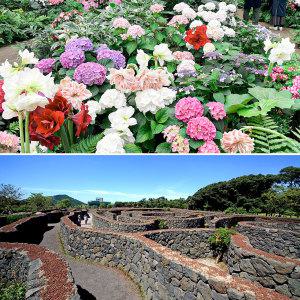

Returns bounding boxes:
[243,0,262,25]
[84,213,88,225]
[270,0,287,30]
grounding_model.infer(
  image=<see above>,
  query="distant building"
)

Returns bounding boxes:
[88,197,111,208]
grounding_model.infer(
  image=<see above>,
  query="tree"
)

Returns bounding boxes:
[56,198,72,209]
[27,193,53,211]
[281,188,300,217]
[0,184,24,211]
[279,166,300,188]
[188,174,279,211]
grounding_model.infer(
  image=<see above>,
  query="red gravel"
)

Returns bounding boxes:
[0,242,76,300]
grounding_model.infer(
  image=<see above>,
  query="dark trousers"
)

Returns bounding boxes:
[243,7,261,24]
[272,16,285,26]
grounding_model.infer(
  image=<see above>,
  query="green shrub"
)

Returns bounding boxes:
[157,219,168,229]
[0,283,26,300]
[2,214,28,224]
[208,228,235,262]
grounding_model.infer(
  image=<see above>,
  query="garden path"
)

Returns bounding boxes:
[39,222,142,300]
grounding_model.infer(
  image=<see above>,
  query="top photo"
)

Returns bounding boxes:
[0,0,299,154]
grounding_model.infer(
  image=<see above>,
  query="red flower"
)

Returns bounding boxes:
[72,104,92,137]
[31,107,65,138]
[46,92,71,116]
[0,80,4,113]
[184,25,210,50]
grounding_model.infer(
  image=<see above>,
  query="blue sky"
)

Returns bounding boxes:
[0,155,299,203]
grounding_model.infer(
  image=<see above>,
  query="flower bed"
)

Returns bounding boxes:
[0,0,299,153]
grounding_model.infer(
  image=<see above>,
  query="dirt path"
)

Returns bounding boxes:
[39,222,142,300]
[0,44,20,64]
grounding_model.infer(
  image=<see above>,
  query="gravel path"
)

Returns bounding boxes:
[39,223,142,300]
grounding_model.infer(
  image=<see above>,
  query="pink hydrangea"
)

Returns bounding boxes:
[168,15,189,27]
[60,49,85,69]
[173,51,195,61]
[186,116,216,141]
[112,17,131,29]
[198,140,220,153]
[108,68,139,92]
[206,102,226,120]
[49,0,64,5]
[35,58,56,74]
[221,129,254,153]
[175,97,204,122]
[163,125,181,143]
[74,62,107,86]
[284,75,300,99]
[0,131,19,153]
[171,136,190,153]
[127,25,145,38]
[150,4,164,13]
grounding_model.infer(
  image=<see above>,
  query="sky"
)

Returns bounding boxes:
[0,155,299,203]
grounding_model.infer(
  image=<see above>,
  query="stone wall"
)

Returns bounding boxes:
[228,233,300,299]
[237,221,300,259]
[145,229,214,259]
[0,243,80,300]
[61,214,288,300]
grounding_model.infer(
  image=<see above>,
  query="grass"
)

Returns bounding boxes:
[0,283,26,300]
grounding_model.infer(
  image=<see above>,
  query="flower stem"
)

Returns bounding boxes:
[264,63,274,83]
[67,119,74,145]
[25,112,30,153]
[18,112,25,153]
[60,125,70,153]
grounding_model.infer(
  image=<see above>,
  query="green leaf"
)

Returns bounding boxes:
[215,131,223,139]
[89,85,100,97]
[70,134,103,153]
[189,139,204,150]
[155,31,164,42]
[124,144,142,153]
[155,142,171,153]
[292,99,300,111]
[224,94,253,114]
[238,105,262,117]
[151,120,165,135]
[136,123,153,143]
[155,108,171,124]
[125,41,137,55]
[213,93,225,103]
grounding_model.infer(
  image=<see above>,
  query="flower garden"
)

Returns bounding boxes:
[0,0,299,154]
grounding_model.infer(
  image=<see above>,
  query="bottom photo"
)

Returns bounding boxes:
[0,155,299,300]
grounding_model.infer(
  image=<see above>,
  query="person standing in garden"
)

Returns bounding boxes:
[243,0,262,24]
[270,0,287,30]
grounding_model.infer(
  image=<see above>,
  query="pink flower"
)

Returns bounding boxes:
[163,125,181,143]
[272,66,284,73]
[127,25,145,38]
[59,77,92,110]
[198,140,220,153]
[284,75,300,99]
[206,102,226,120]
[0,131,19,153]
[186,116,216,141]
[150,4,164,13]
[137,68,170,91]
[221,129,254,153]
[175,97,204,122]
[0,80,4,113]
[168,15,189,27]
[49,0,64,5]
[108,68,139,92]
[171,136,190,153]
[112,17,130,29]
[173,51,195,61]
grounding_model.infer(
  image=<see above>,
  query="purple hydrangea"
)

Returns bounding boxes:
[65,38,94,52]
[35,58,56,74]
[96,47,126,69]
[60,49,85,69]
[74,62,107,86]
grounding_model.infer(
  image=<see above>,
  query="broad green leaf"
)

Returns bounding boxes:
[213,93,225,103]
[125,41,137,55]
[224,94,253,114]
[136,123,153,143]
[151,120,165,135]
[156,142,171,153]
[124,144,142,153]
[189,139,204,150]
[155,108,171,124]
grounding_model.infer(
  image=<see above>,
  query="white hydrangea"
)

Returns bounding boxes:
[206,26,225,41]
[203,42,216,54]
[197,5,204,12]
[104,128,135,144]
[218,2,227,9]
[190,20,203,28]
[86,100,103,123]
[208,19,221,28]
[204,2,216,10]
[159,87,177,106]
[30,141,47,154]
[99,89,127,109]
[108,106,137,131]
[223,26,236,37]
[182,7,197,20]
[173,2,190,12]
[96,133,125,154]
[215,10,227,22]
[135,89,165,114]
[268,38,295,65]
[227,4,237,12]
[199,11,216,22]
